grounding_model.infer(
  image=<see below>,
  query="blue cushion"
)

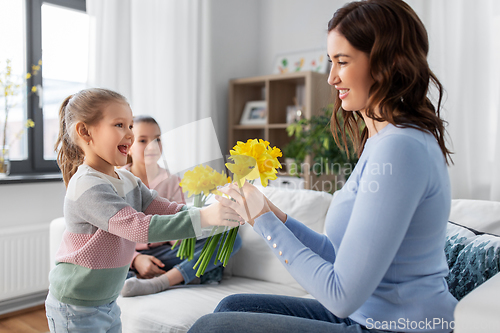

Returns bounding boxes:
[445,222,500,300]
[445,222,477,268]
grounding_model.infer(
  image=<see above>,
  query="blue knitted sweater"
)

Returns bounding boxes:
[254,124,457,333]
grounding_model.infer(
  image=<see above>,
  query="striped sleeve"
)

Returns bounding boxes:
[136,178,186,216]
[67,179,200,244]
[108,205,200,243]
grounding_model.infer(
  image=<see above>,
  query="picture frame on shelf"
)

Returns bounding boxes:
[272,48,329,74]
[240,100,267,125]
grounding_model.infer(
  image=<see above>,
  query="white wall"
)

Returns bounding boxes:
[0,181,64,310]
[257,0,345,75]
[0,182,65,229]
[208,0,262,151]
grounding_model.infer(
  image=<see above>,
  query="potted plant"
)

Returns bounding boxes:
[282,136,307,176]
[283,105,359,190]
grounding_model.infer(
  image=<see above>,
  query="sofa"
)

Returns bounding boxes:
[49,186,500,333]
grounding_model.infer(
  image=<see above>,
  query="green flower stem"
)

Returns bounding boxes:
[189,237,195,261]
[175,237,196,260]
[225,229,237,265]
[192,253,203,270]
[218,229,231,263]
[196,233,222,277]
[199,238,217,275]
[215,227,228,265]
[177,238,187,259]
[175,193,205,260]
[222,227,239,266]
[178,239,185,257]
[193,227,217,270]
[196,235,211,260]
[194,194,203,207]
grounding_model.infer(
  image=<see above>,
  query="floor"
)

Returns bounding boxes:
[0,305,49,333]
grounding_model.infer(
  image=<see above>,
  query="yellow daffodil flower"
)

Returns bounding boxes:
[179,164,230,198]
[227,139,282,187]
[226,155,259,187]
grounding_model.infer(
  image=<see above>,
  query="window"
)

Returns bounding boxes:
[41,2,89,161]
[1,0,87,175]
[0,0,28,162]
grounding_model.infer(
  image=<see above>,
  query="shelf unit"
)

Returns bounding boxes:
[228,71,333,189]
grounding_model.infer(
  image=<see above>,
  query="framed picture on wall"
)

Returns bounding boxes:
[240,101,267,125]
[272,48,329,74]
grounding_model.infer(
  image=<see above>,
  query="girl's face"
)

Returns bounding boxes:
[129,122,162,166]
[85,102,134,173]
[327,29,374,113]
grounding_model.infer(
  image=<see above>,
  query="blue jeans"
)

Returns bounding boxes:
[188,294,389,333]
[131,233,242,284]
[45,292,121,333]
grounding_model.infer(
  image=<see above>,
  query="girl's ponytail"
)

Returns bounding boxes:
[55,95,85,187]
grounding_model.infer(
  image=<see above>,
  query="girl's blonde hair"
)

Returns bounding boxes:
[54,88,128,186]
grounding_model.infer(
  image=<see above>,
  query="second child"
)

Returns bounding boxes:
[121,115,242,297]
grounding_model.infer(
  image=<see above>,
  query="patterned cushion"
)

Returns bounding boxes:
[445,221,500,300]
[445,222,477,268]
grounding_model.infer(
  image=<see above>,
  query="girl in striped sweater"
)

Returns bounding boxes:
[46,88,242,333]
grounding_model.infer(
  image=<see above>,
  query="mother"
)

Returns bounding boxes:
[190,0,456,332]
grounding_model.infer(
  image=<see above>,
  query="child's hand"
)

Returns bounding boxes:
[133,254,166,279]
[199,202,244,228]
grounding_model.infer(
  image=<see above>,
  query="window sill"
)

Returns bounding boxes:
[0,173,63,185]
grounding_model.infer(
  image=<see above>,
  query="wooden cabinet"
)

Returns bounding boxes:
[228,71,333,189]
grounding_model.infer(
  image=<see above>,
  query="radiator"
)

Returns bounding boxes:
[0,224,50,302]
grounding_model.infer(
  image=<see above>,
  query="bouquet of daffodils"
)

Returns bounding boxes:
[175,165,230,261]
[192,139,282,277]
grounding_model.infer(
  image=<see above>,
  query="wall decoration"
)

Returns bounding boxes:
[273,49,328,74]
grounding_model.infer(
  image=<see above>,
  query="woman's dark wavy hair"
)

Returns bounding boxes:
[328,0,452,164]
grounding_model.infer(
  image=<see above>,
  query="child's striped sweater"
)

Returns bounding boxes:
[49,164,201,306]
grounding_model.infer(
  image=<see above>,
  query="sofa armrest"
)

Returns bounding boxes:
[454,272,500,332]
[450,199,500,235]
[49,217,66,271]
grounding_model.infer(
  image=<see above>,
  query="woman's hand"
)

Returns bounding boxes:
[216,182,282,226]
[132,254,166,279]
[199,201,244,228]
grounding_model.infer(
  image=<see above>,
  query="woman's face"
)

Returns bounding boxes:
[129,121,162,166]
[327,29,374,112]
